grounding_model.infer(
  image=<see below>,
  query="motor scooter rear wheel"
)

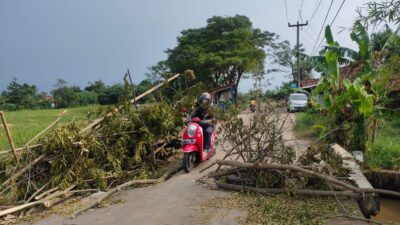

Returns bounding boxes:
[183,152,196,173]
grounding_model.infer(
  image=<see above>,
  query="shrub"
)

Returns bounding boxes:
[366,117,400,170]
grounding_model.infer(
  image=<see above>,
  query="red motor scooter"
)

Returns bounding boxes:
[181,109,217,173]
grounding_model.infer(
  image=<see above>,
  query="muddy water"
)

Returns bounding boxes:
[373,198,400,225]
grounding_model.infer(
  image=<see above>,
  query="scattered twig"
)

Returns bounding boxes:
[0,155,45,191]
[25,182,50,203]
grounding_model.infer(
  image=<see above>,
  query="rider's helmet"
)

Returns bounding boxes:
[199,92,211,105]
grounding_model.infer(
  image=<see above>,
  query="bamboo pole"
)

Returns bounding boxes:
[0,109,67,156]
[0,201,42,217]
[80,73,182,134]
[0,144,42,156]
[25,110,67,147]
[0,111,19,162]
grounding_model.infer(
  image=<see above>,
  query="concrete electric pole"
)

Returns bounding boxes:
[288,21,308,88]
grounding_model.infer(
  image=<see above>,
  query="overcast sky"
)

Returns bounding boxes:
[0,0,373,93]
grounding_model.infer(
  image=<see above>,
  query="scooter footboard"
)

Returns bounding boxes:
[183,144,198,153]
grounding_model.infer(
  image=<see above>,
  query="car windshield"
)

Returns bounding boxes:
[289,94,308,100]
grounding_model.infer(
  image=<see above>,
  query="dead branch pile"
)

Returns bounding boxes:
[0,71,200,218]
[205,107,400,218]
[217,107,295,164]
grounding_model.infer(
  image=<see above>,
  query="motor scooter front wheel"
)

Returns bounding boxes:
[183,152,196,173]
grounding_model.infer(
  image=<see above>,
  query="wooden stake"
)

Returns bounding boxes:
[0,111,19,162]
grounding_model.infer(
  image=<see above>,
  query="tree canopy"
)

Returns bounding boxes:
[151,15,277,103]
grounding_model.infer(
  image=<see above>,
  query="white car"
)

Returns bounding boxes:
[287,93,308,112]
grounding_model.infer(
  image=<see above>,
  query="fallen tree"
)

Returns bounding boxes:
[0,71,199,218]
[214,160,400,198]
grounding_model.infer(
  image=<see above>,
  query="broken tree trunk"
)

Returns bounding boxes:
[215,160,400,198]
[215,180,361,198]
[80,73,182,134]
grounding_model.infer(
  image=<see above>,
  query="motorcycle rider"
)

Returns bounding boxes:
[250,98,256,107]
[190,92,215,152]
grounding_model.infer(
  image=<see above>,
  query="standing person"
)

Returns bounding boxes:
[190,92,215,151]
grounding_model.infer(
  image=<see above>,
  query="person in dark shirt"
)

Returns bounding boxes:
[190,92,215,151]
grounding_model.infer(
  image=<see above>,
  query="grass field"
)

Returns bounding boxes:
[0,105,99,151]
[295,111,400,170]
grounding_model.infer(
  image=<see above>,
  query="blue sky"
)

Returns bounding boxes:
[0,0,372,93]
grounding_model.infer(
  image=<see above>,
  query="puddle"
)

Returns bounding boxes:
[373,198,400,225]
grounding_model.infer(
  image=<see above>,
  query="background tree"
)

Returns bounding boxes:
[51,83,81,108]
[269,42,313,81]
[84,80,106,95]
[152,15,277,104]
[1,78,41,110]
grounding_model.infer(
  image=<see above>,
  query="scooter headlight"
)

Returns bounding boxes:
[187,125,197,137]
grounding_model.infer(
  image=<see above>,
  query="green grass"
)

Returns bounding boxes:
[0,105,99,151]
[294,111,327,139]
[366,117,400,170]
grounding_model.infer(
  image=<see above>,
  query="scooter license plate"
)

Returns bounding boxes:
[182,139,196,144]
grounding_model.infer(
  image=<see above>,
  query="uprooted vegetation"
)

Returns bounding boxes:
[202,107,400,222]
[0,71,201,218]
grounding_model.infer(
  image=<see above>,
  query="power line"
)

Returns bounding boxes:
[284,0,289,23]
[310,0,323,23]
[313,0,346,55]
[299,0,304,22]
[311,0,334,55]
[330,0,346,25]
[298,9,304,23]
[308,0,326,34]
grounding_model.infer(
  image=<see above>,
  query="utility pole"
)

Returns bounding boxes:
[288,21,308,88]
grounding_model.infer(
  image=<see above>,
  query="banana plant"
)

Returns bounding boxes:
[310,24,377,151]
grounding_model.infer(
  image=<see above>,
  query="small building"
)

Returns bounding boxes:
[209,85,236,112]
[340,63,400,109]
[300,79,319,93]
